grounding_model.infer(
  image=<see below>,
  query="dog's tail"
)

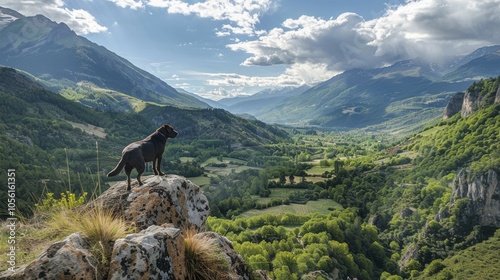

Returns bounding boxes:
[107,157,126,177]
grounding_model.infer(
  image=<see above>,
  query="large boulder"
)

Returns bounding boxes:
[108,224,186,280]
[88,175,210,231]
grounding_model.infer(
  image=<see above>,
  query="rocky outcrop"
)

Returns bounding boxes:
[1,175,249,280]
[253,270,273,280]
[399,243,419,271]
[443,83,500,119]
[443,92,465,119]
[87,175,210,231]
[450,169,500,227]
[1,233,98,280]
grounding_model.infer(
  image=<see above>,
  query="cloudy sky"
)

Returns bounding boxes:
[2,0,500,100]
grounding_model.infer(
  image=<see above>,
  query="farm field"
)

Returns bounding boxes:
[201,156,260,176]
[237,199,342,218]
[253,188,293,203]
[306,164,333,176]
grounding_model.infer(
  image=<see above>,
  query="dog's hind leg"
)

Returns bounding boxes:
[124,164,134,191]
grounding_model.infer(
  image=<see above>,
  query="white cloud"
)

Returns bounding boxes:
[228,13,379,70]
[108,0,144,10]
[1,0,107,34]
[226,0,500,87]
[200,86,250,100]
[365,0,500,62]
[194,70,307,88]
[174,82,190,88]
[146,0,273,36]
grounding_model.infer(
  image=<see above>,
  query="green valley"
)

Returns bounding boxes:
[1,68,499,280]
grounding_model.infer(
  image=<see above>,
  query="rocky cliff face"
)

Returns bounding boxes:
[443,92,465,119]
[400,169,500,271]
[460,90,481,117]
[443,80,500,119]
[450,169,500,227]
[1,175,249,280]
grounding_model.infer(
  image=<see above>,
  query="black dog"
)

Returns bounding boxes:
[107,124,178,190]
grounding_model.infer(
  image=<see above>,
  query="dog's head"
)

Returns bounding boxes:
[159,124,178,138]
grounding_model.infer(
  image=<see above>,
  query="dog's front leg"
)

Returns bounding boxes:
[153,157,159,175]
[156,156,165,176]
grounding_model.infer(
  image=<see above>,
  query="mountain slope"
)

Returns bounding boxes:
[257,62,468,128]
[0,12,207,110]
[138,105,288,145]
[218,86,309,107]
[443,47,500,82]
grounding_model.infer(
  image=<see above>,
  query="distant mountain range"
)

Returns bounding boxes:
[0,7,207,111]
[206,46,500,133]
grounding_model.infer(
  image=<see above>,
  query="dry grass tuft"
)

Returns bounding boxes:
[78,205,129,267]
[184,228,235,280]
[47,203,130,275]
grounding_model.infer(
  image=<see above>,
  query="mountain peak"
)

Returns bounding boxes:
[0,12,208,109]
